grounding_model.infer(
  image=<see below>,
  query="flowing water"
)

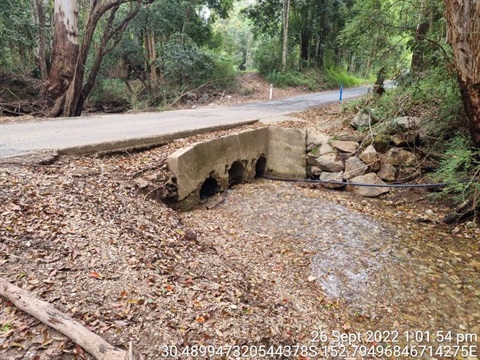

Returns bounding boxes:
[209,180,480,349]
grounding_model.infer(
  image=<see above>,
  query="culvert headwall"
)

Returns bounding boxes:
[167,127,306,209]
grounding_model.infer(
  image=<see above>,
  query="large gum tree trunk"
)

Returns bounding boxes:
[46,0,140,117]
[445,0,480,147]
[281,0,290,72]
[45,0,79,117]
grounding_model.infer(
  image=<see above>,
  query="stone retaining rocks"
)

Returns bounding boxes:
[314,154,345,172]
[344,157,368,180]
[305,123,421,197]
[320,171,345,189]
[359,145,381,170]
[331,140,359,154]
[349,173,390,197]
[384,148,417,166]
[350,110,376,129]
[377,164,397,181]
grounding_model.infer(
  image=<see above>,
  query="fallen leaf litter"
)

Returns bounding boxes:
[0,104,479,359]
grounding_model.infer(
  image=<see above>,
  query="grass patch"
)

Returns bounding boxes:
[265,68,366,91]
[266,71,319,90]
[323,67,364,88]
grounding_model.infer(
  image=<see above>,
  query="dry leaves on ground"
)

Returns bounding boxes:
[1,103,479,359]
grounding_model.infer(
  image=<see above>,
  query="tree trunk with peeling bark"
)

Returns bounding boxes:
[45,0,79,117]
[445,0,480,147]
[46,0,141,117]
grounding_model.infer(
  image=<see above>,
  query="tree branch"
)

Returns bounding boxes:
[0,277,131,360]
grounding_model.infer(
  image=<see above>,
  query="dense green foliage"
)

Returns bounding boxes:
[433,135,480,202]
[0,0,451,98]
[0,0,43,73]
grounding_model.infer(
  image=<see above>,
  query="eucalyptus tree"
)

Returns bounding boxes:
[445,0,480,147]
[244,0,349,72]
[45,0,142,117]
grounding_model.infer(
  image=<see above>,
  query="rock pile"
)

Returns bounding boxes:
[306,114,423,197]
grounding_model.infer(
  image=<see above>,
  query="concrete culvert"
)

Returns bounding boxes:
[199,177,219,199]
[228,161,245,186]
[255,156,267,178]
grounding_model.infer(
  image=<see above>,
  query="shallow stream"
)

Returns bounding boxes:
[203,180,480,345]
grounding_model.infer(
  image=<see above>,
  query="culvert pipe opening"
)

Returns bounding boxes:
[200,177,219,199]
[228,161,245,187]
[255,156,267,178]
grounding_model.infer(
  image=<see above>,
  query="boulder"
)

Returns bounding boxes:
[307,152,319,166]
[307,141,334,159]
[336,133,365,142]
[344,157,368,180]
[307,130,330,147]
[331,140,359,154]
[391,133,418,147]
[314,154,345,172]
[392,116,421,131]
[377,164,397,181]
[384,148,417,166]
[311,166,322,177]
[372,133,390,153]
[359,145,381,170]
[319,142,334,155]
[320,171,345,189]
[349,173,390,197]
[350,110,374,129]
[374,116,421,135]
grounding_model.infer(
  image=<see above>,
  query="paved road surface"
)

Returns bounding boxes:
[0,85,370,159]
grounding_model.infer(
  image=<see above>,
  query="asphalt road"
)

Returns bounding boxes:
[0,85,370,159]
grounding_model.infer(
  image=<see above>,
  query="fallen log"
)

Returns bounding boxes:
[0,277,130,360]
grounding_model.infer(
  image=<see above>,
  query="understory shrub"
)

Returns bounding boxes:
[432,135,480,204]
[372,65,464,137]
[266,71,319,90]
[322,67,364,88]
[161,34,236,88]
